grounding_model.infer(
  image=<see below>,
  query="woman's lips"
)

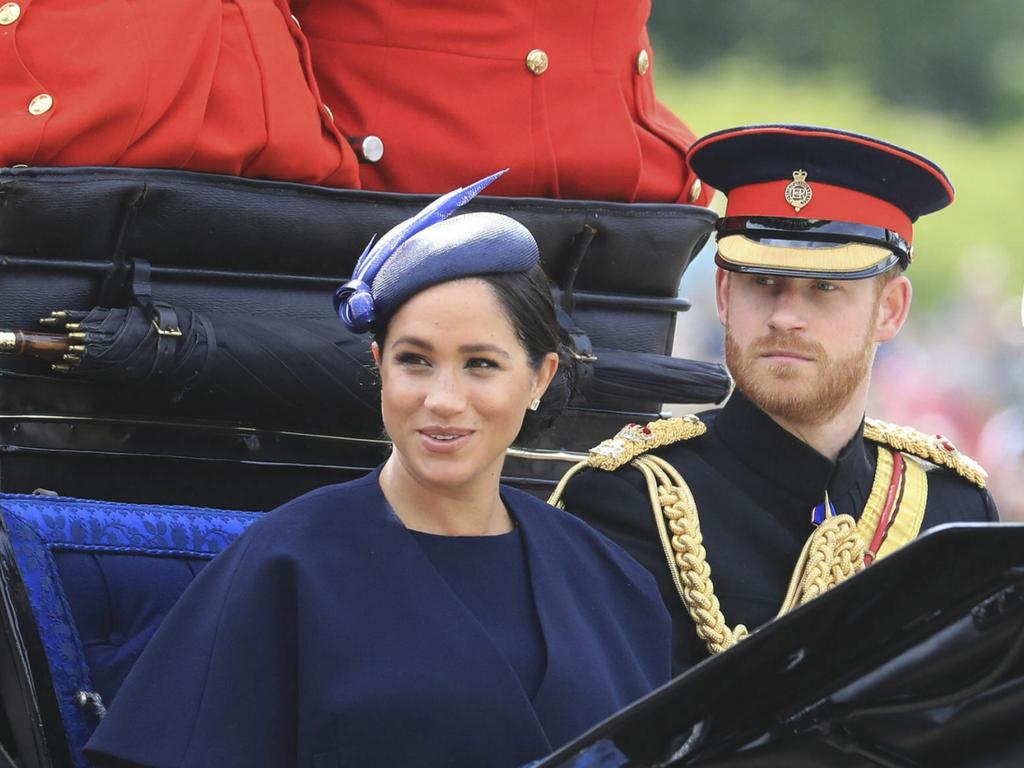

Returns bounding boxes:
[418,427,474,453]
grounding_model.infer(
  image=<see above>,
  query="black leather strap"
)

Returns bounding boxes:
[126,259,182,378]
[555,305,595,403]
[147,303,182,378]
[97,184,148,308]
[559,223,597,314]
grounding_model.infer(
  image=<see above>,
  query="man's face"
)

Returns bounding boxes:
[717,270,904,426]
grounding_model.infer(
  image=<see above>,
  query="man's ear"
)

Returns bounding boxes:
[371,341,382,366]
[715,267,730,327]
[875,275,912,343]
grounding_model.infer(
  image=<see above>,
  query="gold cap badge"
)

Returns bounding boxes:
[784,169,813,212]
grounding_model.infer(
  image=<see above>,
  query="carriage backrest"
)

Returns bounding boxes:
[0,493,258,768]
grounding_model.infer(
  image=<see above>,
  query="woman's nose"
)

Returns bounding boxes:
[423,370,467,415]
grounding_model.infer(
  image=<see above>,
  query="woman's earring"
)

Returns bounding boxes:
[529,398,541,411]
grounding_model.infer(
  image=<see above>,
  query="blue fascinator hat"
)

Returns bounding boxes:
[334,170,540,333]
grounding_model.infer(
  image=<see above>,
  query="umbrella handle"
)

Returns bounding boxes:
[0,329,71,359]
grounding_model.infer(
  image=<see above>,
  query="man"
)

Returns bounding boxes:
[554,124,999,671]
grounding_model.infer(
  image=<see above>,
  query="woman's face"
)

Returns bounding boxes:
[373,278,558,496]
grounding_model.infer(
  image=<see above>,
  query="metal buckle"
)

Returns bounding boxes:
[151,317,182,337]
[567,348,598,363]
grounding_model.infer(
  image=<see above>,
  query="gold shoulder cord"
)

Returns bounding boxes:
[549,417,748,654]
[778,442,933,617]
[776,512,867,617]
[549,416,983,657]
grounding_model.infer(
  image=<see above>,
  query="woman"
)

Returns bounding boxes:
[85,172,670,768]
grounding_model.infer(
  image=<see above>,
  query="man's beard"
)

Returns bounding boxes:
[725,325,876,427]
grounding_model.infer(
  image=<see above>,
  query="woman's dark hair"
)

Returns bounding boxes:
[371,264,571,445]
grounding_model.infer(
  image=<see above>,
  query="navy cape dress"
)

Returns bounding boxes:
[85,468,670,768]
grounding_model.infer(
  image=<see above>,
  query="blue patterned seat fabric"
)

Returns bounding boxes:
[0,492,259,768]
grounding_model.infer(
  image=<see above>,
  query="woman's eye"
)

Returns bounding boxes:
[755,276,777,287]
[466,357,500,370]
[396,352,430,367]
[814,280,838,292]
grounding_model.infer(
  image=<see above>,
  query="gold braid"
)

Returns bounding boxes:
[637,456,866,652]
[548,415,868,657]
[864,418,987,487]
[637,454,749,654]
[548,443,747,655]
[776,513,865,617]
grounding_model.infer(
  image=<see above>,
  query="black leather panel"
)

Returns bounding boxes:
[0,166,715,297]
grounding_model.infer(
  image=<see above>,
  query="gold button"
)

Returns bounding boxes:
[0,3,21,26]
[525,49,549,76]
[28,94,53,116]
[637,49,650,75]
[688,178,702,203]
[290,13,301,29]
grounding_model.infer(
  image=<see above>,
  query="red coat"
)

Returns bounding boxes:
[293,0,712,204]
[1,0,360,188]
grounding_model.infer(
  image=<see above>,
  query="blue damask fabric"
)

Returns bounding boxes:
[0,493,258,768]
[0,494,256,556]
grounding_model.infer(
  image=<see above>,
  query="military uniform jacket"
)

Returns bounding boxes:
[86,468,670,768]
[561,390,998,672]
[292,0,712,204]
[1,0,359,187]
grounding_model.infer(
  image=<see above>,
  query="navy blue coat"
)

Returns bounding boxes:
[86,469,670,767]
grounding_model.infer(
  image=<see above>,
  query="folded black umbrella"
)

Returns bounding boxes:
[41,306,381,430]
[584,348,731,405]
[18,305,730,422]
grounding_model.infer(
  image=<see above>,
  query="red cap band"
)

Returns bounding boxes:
[726,180,914,243]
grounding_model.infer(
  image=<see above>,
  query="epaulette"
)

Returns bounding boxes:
[864,417,988,488]
[586,415,706,472]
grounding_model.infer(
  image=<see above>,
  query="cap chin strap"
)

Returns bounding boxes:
[717,215,912,264]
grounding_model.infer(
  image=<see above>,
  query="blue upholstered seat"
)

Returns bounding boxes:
[0,493,259,768]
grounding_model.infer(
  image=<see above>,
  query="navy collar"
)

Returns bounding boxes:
[713,389,872,507]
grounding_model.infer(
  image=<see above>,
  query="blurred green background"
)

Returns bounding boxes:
[649,1,1024,516]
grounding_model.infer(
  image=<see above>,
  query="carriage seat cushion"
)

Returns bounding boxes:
[0,493,259,766]
[57,550,210,703]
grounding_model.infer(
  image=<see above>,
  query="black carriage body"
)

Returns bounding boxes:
[0,167,1021,768]
[536,523,1024,768]
[0,166,716,508]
